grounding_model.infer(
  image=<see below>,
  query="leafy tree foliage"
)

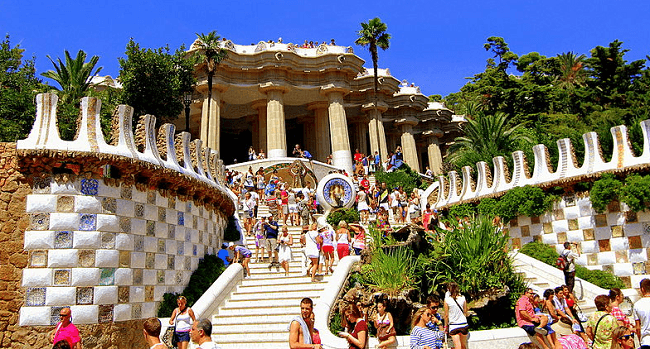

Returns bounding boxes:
[444,38,649,172]
[373,164,423,194]
[0,35,44,141]
[589,173,622,213]
[118,39,195,126]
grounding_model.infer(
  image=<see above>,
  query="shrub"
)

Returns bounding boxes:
[326,208,360,227]
[477,198,498,216]
[373,164,423,194]
[496,186,554,222]
[518,242,626,289]
[590,173,622,213]
[619,174,650,212]
[362,246,418,296]
[448,203,476,218]
[157,254,226,317]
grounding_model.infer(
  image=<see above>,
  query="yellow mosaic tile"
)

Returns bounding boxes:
[615,250,628,263]
[521,226,530,237]
[568,219,579,231]
[583,229,595,241]
[119,251,130,268]
[611,225,624,238]
[557,232,567,244]
[543,223,553,234]
[595,215,608,227]
[587,253,598,266]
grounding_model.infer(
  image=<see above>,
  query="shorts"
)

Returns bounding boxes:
[267,238,278,251]
[322,245,334,253]
[521,325,538,336]
[257,237,267,249]
[282,205,288,214]
[246,210,254,218]
[175,331,190,342]
[337,244,350,259]
[449,326,469,336]
[289,204,298,213]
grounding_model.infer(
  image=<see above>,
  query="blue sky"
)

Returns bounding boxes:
[2,0,649,98]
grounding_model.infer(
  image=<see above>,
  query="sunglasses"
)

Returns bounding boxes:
[619,333,634,340]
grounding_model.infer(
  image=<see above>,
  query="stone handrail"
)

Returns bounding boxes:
[17,93,234,215]
[429,120,650,209]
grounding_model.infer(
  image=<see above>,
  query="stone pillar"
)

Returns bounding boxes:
[323,87,353,174]
[398,121,420,173]
[427,135,443,175]
[199,85,227,154]
[308,102,331,162]
[302,118,316,158]
[260,84,289,158]
[353,120,369,155]
[252,100,267,155]
[363,104,388,162]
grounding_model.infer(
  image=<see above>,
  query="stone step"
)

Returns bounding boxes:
[213,331,289,342]
[217,304,301,316]
[230,288,323,301]
[211,338,286,349]
[212,312,299,325]
[235,282,326,294]
[240,275,326,286]
[212,322,291,333]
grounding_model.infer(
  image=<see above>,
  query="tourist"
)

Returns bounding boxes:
[292,144,302,157]
[350,223,365,255]
[253,216,267,262]
[444,282,469,349]
[278,225,293,276]
[585,295,617,349]
[169,296,196,349]
[410,307,443,349]
[288,188,298,226]
[310,312,321,345]
[423,204,433,232]
[533,293,562,348]
[228,242,252,278]
[394,146,404,169]
[190,318,221,349]
[408,191,421,223]
[242,192,255,236]
[143,317,168,349]
[374,300,396,349]
[561,242,580,292]
[280,185,289,225]
[248,146,256,161]
[339,303,367,349]
[258,149,266,159]
[50,307,81,349]
[356,190,369,225]
[609,288,633,328]
[319,222,335,274]
[302,223,322,282]
[515,288,550,349]
[377,182,390,212]
[361,155,368,175]
[335,220,351,260]
[330,39,336,46]
[425,166,433,177]
[53,341,72,349]
[425,295,446,348]
[298,192,311,225]
[217,243,232,266]
[264,213,280,269]
[610,325,636,349]
[633,278,650,347]
[289,298,321,349]
[353,149,364,164]
[301,149,313,160]
[359,175,370,192]
[553,286,579,326]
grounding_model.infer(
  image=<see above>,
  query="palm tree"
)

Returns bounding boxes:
[447,111,533,168]
[355,17,391,162]
[555,52,587,89]
[194,31,228,144]
[41,50,102,105]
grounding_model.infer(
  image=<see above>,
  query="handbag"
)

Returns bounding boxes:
[377,324,396,341]
[162,326,176,348]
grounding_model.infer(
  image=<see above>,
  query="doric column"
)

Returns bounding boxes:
[301,117,316,159]
[352,119,369,155]
[362,103,388,162]
[424,130,444,175]
[199,84,228,153]
[397,118,420,173]
[307,101,330,162]
[251,100,267,155]
[322,86,353,174]
[260,83,289,158]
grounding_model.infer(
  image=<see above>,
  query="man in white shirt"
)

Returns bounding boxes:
[634,278,650,348]
[190,318,221,349]
[561,242,580,292]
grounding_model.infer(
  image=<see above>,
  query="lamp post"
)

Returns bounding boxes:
[183,92,192,133]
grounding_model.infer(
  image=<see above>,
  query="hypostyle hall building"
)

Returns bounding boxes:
[181,39,462,174]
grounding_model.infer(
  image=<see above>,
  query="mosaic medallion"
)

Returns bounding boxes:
[98,304,114,323]
[134,236,144,252]
[177,212,184,226]
[25,287,46,306]
[76,287,93,305]
[102,198,117,214]
[135,204,144,218]
[57,196,74,212]
[120,186,132,200]
[53,269,70,286]
[118,286,129,304]
[132,303,142,319]
[30,250,48,267]
[146,221,155,236]
[54,231,73,249]
[322,177,354,208]
[99,268,115,286]
[80,179,99,196]
[79,214,97,231]
[31,213,49,231]
[78,250,95,268]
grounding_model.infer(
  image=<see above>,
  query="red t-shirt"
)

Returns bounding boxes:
[53,322,81,347]
[515,295,535,327]
[349,319,367,349]
[354,153,364,163]
[281,190,288,205]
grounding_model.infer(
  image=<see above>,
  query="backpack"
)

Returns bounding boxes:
[556,251,570,271]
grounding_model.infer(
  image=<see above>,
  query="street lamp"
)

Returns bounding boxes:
[183,92,193,133]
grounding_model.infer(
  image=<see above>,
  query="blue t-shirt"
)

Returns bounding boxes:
[264,221,279,239]
[374,154,380,165]
[217,249,231,266]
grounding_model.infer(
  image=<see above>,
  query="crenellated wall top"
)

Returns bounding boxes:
[16,93,236,216]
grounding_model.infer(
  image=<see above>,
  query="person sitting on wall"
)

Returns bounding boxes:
[394,146,404,169]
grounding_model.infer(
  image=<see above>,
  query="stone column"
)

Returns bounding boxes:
[397,119,420,173]
[252,100,267,155]
[363,103,388,162]
[199,85,227,154]
[352,120,369,155]
[260,83,289,158]
[425,132,443,175]
[307,101,330,162]
[322,87,353,174]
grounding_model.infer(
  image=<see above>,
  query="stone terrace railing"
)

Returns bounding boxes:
[425,120,650,209]
[17,93,235,213]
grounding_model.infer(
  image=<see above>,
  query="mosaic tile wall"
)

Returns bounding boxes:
[19,177,228,326]
[508,194,650,289]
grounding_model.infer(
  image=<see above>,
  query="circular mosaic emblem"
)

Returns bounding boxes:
[322,177,354,208]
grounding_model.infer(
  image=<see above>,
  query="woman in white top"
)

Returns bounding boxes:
[356,190,369,225]
[335,220,351,260]
[278,226,293,276]
[301,223,321,282]
[169,296,196,349]
[444,282,469,349]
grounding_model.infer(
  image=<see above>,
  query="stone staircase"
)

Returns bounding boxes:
[210,218,336,348]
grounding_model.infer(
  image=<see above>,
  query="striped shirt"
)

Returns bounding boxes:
[410,325,443,349]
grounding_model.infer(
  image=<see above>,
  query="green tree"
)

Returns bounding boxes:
[0,34,44,141]
[555,52,588,89]
[355,17,391,163]
[41,50,102,139]
[193,31,228,132]
[118,38,195,126]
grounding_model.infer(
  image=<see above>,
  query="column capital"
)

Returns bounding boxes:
[319,83,351,97]
[196,82,228,94]
[422,128,444,139]
[251,99,268,111]
[395,117,419,128]
[306,101,330,111]
[258,82,290,94]
[361,101,389,113]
